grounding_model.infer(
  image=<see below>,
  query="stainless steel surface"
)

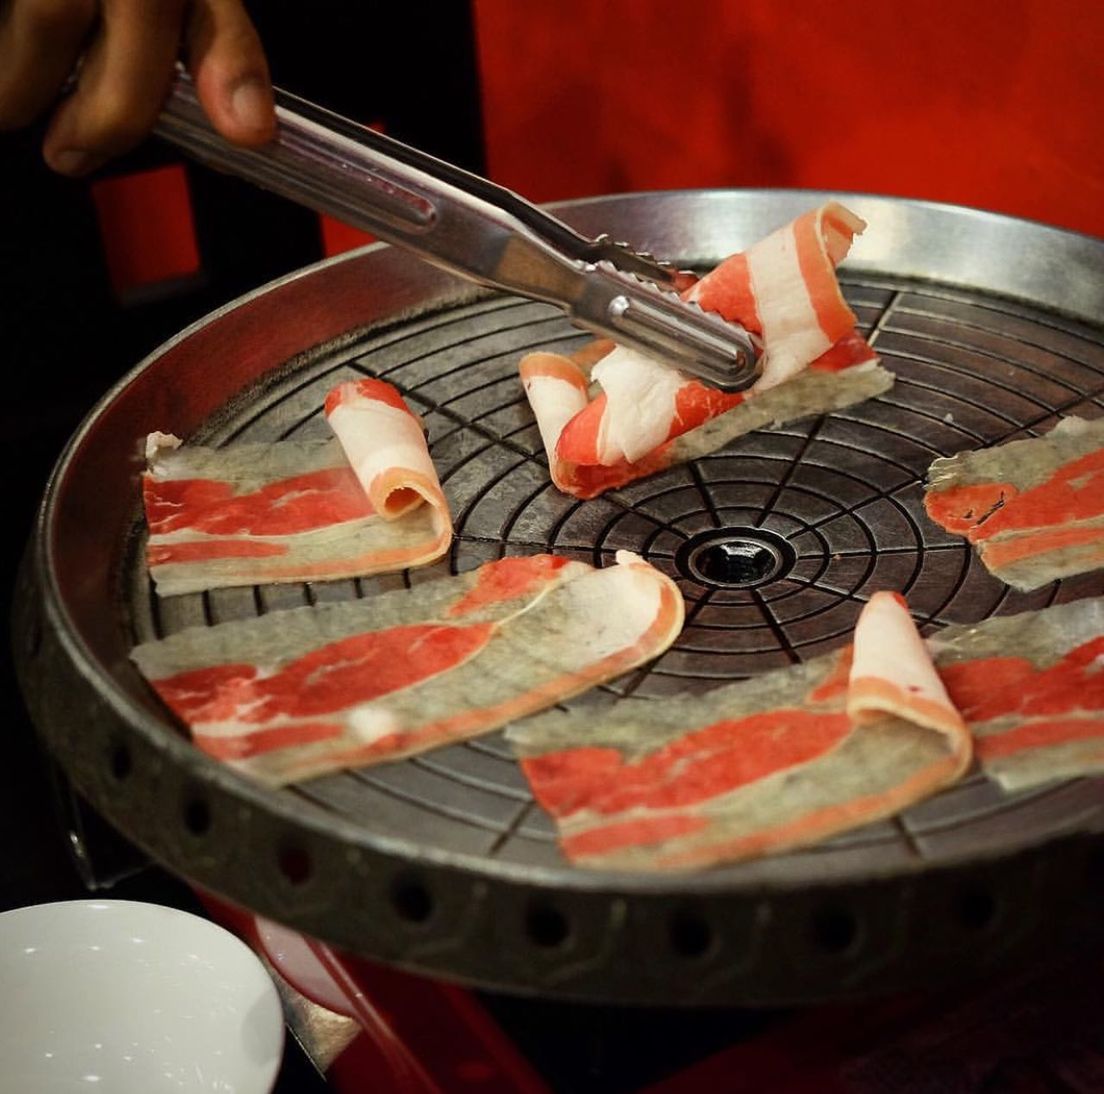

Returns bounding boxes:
[16,191,1104,1005]
[156,72,758,390]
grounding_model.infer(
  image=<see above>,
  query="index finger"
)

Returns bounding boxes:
[42,0,187,174]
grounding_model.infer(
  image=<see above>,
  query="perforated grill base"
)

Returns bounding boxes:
[21,193,1104,1004]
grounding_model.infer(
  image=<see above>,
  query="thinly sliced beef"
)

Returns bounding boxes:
[931,598,1104,791]
[132,552,683,786]
[514,589,1103,870]
[521,202,893,499]
[143,379,452,595]
[510,592,971,870]
[924,416,1104,591]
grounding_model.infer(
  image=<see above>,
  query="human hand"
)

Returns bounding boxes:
[0,0,276,175]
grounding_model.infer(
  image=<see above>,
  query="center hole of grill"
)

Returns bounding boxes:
[698,541,777,584]
[677,527,795,588]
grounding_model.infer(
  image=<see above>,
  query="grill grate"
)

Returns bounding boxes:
[129,275,1104,880]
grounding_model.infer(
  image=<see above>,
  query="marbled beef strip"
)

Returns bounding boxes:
[132,552,683,786]
[143,379,451,595]
[925,416,1104,591]
[510,592,970,871]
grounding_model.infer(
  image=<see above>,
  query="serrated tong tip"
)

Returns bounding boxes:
[569,262,760,392]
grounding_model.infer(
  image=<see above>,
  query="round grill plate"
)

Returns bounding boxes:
[17,192,1104,1005]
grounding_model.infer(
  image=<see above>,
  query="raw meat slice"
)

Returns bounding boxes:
[521,202,893,498]
[143,380,452,595]
[924,416,1104,591]
[525,335,889,499]
[131,552,684,785]
[518,352,591,469]
[931,598,1104,791]
[510,592,971,871]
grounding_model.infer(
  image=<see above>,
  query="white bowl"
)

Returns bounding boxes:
[0,900,285,1093]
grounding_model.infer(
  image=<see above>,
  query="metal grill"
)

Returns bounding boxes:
[23,192,1104,1004]
[129,275,1104,882]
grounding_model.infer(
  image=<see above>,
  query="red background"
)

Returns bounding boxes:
[92,0,1104,294]
[475,0,1103,233]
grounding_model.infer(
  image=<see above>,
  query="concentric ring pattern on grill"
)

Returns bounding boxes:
[127,274,1104,884]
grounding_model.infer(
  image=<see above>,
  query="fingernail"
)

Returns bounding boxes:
[230,79,274,136]
[47,148,95,176]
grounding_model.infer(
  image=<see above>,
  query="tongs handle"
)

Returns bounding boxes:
[155,71,760,391]
[158,72,569,257]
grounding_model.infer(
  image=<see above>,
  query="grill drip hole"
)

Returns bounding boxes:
[810,906,859,954]
[954,884,998,932]
[183,797,212,837]
[278,845,313,886]
[698,541,778,585]
[677,527,796,589]
[668,909,715,959]
[109,744,132,781]
[526,904,570,949]
[391,877,435,924]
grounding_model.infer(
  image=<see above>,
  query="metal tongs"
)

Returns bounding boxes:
[155,72,760,392]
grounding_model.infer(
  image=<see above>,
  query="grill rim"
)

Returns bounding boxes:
[31,189,1104,891]
[16,189,1104,1003]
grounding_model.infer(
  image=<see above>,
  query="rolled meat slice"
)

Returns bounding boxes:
[511,592,971,871]
[521,202,892,498]
[924,416,1104,591]
[848,591,967,740]
[324,379,447,521]
[131,552,684,785]
[143,379,452,595]
[518,352,590,469]
[525,333,887,499]
[687,200,867,391]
